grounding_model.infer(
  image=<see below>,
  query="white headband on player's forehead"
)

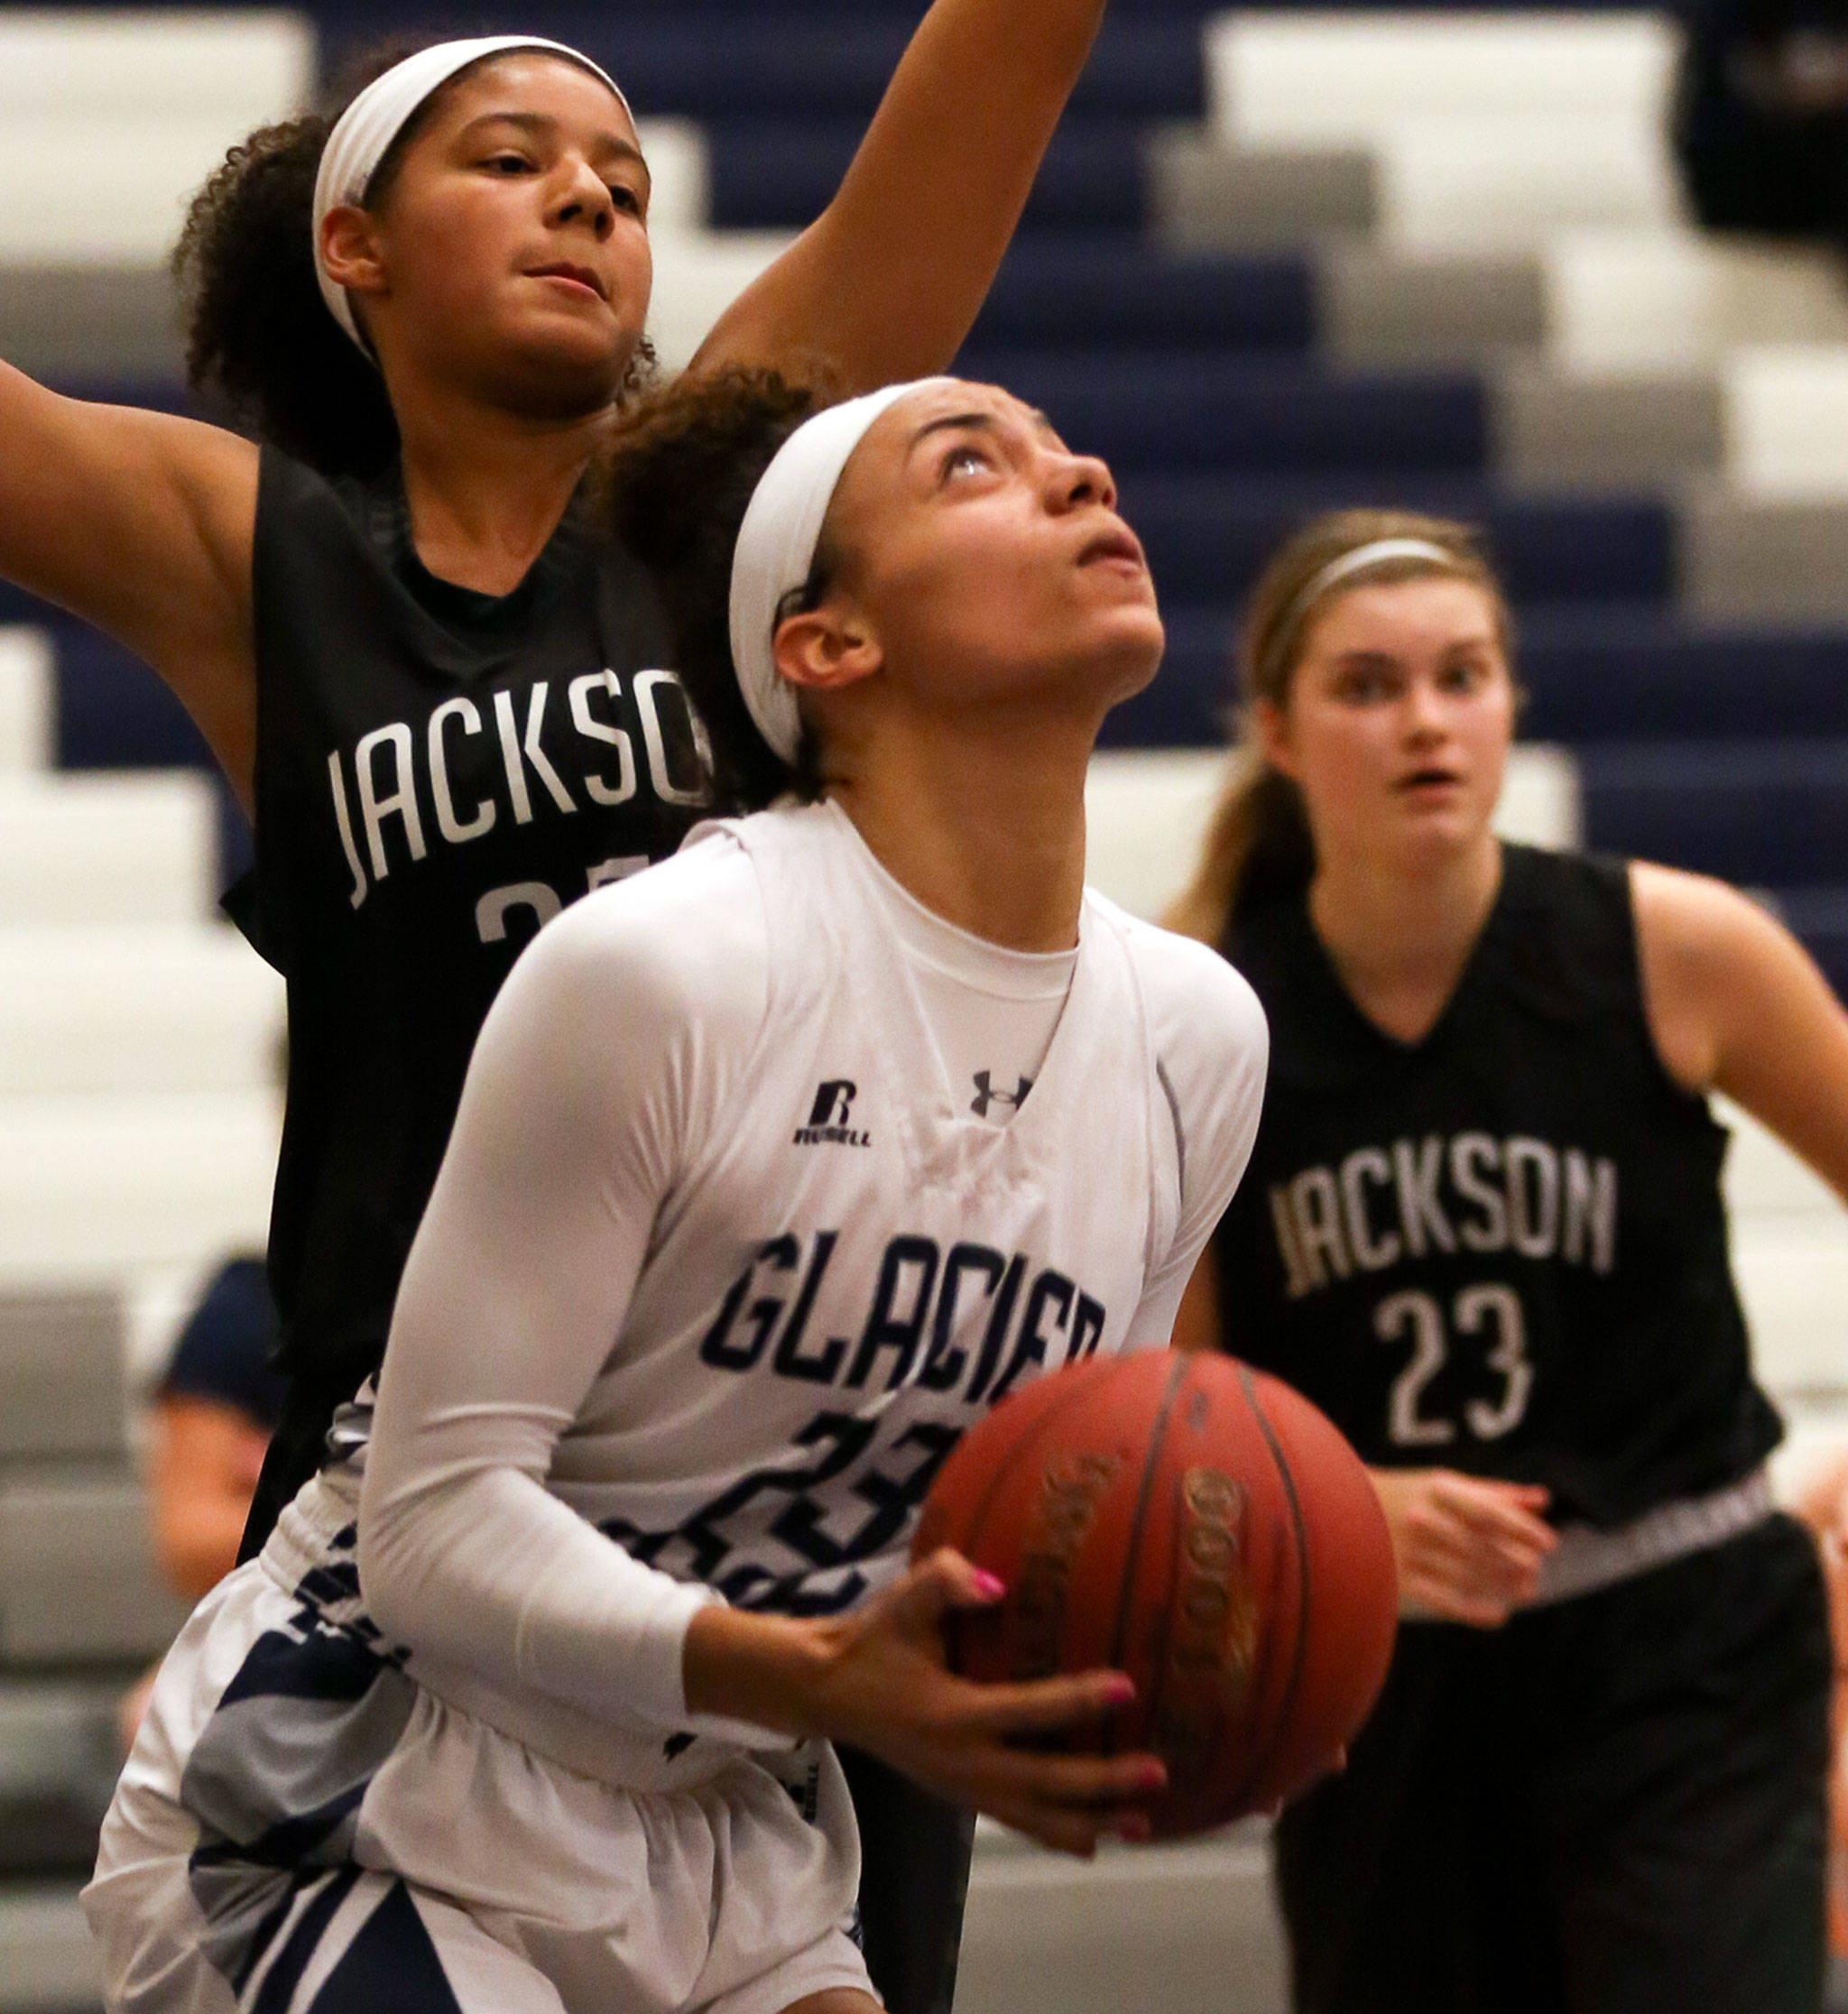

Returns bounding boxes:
[1283,537,1461,639]
[311,36,632,354]
[727,378,957,766]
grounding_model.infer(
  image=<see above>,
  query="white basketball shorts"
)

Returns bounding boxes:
[82,1553,872,2014]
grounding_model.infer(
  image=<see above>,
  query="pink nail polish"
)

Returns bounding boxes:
[973,1569,1006,1600]
[1104,1673,1136,1704]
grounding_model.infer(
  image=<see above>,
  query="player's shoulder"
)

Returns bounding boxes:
[1086,897,1270,1228]
[504,826,768,1034]
[1086,892,1269,1064]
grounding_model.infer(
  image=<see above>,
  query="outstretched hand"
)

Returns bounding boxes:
[1369,1468,1557,1629]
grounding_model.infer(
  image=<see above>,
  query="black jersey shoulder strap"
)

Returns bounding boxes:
[1474,844,1637,1030]
[253,446,378,596]
[1222,888,1374,1093]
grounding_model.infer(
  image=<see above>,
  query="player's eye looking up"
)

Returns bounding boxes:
[939,442,992,483]
[908,402,1064,492]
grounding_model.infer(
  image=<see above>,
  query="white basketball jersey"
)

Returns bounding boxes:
[570,802,1194,1614]
[287,800,1264,1787]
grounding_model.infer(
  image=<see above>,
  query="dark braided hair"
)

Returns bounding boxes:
[599,363,843,814]
[174,39,653,480]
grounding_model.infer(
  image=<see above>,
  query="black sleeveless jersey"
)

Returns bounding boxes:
[248,448,709,1412]
[1213,845,1782,1527]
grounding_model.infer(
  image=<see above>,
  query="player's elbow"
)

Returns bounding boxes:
[354,1474,432,1653]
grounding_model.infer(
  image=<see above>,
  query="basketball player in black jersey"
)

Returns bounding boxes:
[1169,511,1848,2014]
[0,17,1121,2010]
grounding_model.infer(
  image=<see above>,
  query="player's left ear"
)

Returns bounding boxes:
[1252,695,1299,781]
[772,601,883,695]
[319,202,388,302]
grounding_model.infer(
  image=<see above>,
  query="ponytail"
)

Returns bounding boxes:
[1166,762,1315,944]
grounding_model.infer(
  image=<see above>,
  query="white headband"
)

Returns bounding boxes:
[311,36,632,354]
[727,378,956,765]
[1282,537,1461,640]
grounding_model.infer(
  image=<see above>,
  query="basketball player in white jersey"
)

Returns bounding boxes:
[81,373,1269,2014]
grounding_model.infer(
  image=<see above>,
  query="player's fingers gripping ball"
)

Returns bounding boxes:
[913,1350,1398,1838]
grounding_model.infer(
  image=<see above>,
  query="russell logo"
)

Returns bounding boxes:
[794,1078,872,1149]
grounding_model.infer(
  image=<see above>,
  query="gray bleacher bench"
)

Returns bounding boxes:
[957,1817,1289,2014]
[0,1293,189,1656]
[0,1297,124,1466]
[0,1465,188,1668]
[0,1879,99,2014]
[0,1678,123,1880]
[0,1293,187,1662]
[0,1294,167,2007]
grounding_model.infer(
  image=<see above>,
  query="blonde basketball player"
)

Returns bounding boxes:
[81,373,1269,2014]
[1169,511,1848,2014]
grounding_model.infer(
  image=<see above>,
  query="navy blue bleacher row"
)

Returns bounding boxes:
[1578,741,1848,889]
[966,243,1316,354]
[957,349,1489,475]
[1132,608,1848,744]
[312,2,1206,234]
[313,7,1205,116]
[712,120,1160,233]
[1114,480,1674,610]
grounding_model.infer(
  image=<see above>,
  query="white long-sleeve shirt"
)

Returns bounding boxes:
[310,801,1268,1789]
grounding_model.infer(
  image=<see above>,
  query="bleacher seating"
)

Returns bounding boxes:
[0,1677,125,1877]
[0,772,219,927]
[0,11,312,263]
[956,1818,1287,2014]
[0,629,48,772]
[4,5,1848,2009]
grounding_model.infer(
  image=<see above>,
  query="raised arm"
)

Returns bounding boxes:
[0,362,258,804]
[691,0,1108,390]
[1633,860,1848,1204]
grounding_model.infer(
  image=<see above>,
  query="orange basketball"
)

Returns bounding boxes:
[911,1350,1398,1839]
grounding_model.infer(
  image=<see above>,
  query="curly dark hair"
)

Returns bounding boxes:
[174,39,652,479]
[600,363,845,814]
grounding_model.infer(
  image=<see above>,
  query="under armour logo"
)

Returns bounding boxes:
[808,1079,856,1127]
[971,1072,1032,1118]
